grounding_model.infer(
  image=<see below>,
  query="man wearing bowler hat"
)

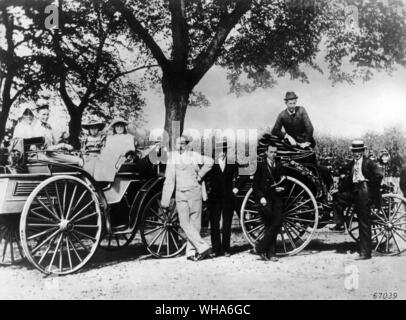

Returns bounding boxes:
[333,140,383,260]
[272,91,315,148]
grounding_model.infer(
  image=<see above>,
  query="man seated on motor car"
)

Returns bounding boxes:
[332,140,383,260]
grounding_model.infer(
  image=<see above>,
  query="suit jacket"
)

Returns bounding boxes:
[252,159,286,201]
[208,161,239,202]
[161,150,214,207]
[339,156,383,199]
[271,106,315,146]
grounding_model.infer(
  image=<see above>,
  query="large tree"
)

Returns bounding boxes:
[0,0,44,142]
[107,0,406,146]
[26,0,149,148]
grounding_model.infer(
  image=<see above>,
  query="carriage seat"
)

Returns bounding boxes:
[258,133,316,162]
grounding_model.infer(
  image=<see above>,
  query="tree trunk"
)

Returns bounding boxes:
[0,99,11,143]
[67,109,83,149]
[162,73,191,150]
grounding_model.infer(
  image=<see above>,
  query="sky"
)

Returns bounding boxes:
[141,63,406,140]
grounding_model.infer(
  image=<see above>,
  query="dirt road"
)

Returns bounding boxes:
[1,227,405,300]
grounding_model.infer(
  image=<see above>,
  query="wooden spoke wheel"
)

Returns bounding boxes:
[346,194,406,255]
[20,176,102,275]
[0,215,24,265]
[140,192,186,258]
[240,176,319,256]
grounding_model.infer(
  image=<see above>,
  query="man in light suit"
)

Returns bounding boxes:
[161,135,214,261]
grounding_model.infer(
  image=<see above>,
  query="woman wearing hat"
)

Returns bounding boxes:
[92,117,136,182]
[81,118,106,153]
[105,117,136,159]
[12,108,35,139]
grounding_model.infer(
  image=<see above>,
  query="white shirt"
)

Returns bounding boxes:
[218,157,226,172]
[13,121,35,139]
[32,120,57,147]
[353,157,366,182]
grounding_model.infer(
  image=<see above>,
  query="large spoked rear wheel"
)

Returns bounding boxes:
[140,192,186,258]
[20,176,102,275]
[0,215,24,265]
[346,193,406,255]
[240,176,319,256]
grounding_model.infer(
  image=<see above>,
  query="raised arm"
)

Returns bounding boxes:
[271,112,285,139]
[161,153,176,207]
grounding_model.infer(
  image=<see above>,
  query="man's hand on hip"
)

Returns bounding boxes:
[260,197,267,206]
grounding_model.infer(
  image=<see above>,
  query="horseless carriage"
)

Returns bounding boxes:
[1,134,405,275]
[239,134,406,257]
[0,137,187,275]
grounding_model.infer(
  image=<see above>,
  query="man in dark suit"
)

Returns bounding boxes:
[333,140,383,260]
[252,144,286,262]
[272,91,315,148]
[208,140,240,257]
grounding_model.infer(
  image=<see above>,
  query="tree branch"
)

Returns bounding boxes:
[109,0,170,72]
[190,0,252,87]
[88,64,159,102]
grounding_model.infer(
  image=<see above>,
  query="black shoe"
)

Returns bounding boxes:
[259,252,270,261]
[224,251,231,257]
[186,255,197,261]
[196,248,212,261]
[329,224,345,232]
[355,254,371,260]
[269,255,279,262]
[209,251,223,258]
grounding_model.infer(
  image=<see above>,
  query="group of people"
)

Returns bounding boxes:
[5,92,385,262]
[160,91,383,262]
[7,101,137,180]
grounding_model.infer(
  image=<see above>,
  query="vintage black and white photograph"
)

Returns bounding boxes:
[0,0,406,302]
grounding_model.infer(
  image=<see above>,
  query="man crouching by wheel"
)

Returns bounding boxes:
[252,144,286,262]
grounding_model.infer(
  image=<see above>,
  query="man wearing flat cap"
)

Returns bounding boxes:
[272,91,315,149]
[333,140,383,260]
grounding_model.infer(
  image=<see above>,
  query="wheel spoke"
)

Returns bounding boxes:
[371,228,385,241]
[284,183,296,206]
[374,231,386,251]
[65,236,73,270]
[143,225,163,236]
[391,231,401,253]
[73,211,98,224]
[69,200,95,223]
[69,189,88,218]
[54,182,64,219]
[48,233,63,271]
[244,217,262,224]
[149,208,165,222]
[65,185,78,220]
[145,219,164,226]
[391,212,406,224]
[166,231,170,256]
[169,230,180,251]
[149,228,166,247]
[32,229,60,254]
[392,229,406,243]
[30,207,57,223]
[284,225,297,249]
[285,198,311,215]
[156,230,166,254]
[172,228,187,241]
[38,233,58,265]
[247,224,264,235]
[285,190,305,210]
[285,217,315,224]
[27,227,58,241]
[36,198,60,222]
[73,229,97,242]
[67,236,82,262]
[70,232,91,253]
[285,220,309,234]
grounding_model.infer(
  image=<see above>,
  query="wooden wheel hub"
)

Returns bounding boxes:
[59,219,74,232]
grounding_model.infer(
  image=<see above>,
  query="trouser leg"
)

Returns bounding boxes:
[355,184,372,256]
[255,202,273,253]
[333,191,353,225]
[189,197,210,254]
[176,200,195,257]
[267,196,284,256]
[221,204,234,253]
[209,201,222,254]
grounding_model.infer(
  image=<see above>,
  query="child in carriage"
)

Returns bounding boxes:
[92,117,137,182]
[81,117,106,176]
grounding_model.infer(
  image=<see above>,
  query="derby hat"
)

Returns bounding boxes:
[109,117,128,130]
[350,140,366,152]
[284,91,298,101]
[82,117,106,131]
